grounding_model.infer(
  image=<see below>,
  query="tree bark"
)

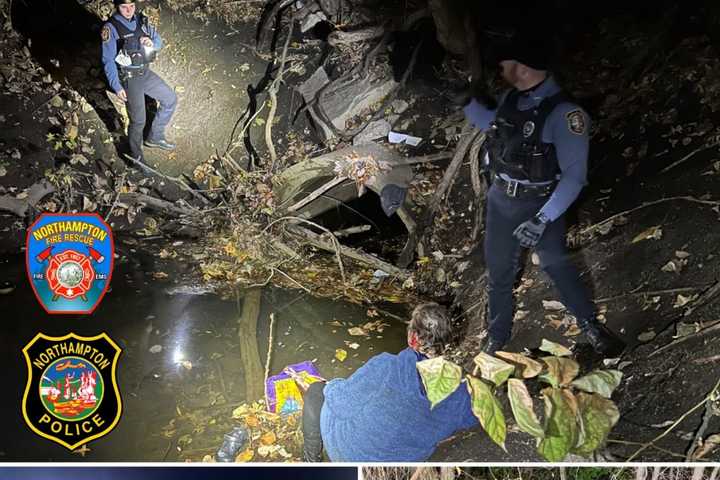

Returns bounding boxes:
[237,289,265,403]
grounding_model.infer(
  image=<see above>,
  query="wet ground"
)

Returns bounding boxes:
[0,244,407,461]
[11,0,281,176]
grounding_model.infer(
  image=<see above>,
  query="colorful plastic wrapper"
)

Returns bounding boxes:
[265,361,324,414]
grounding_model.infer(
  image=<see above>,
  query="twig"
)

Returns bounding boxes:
[248,269,275,289]
[606,439,687,460]
[266,16,294,173]
[685,390,716,460]
[626,379,720,461]
[659,142,719,174]
[693,354,720,365]
[104,173,126,222]
[331,225,371,237]
[388,152,454,166]
[286,176,347,212]
[263,312,276,386]
[262,216,347,283]
[227,102,267,157]
[124,156,210,205]
[594,285,712,304]
[649,320,720,357]
[579,196,720,237]
[272,266,312,293]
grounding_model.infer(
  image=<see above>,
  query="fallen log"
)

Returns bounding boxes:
[0,179,55,217]
[118,192,200,217]
[331,225,371,237]
[236,289,265,402]
[328,26,385,47]
[288,224,408,278]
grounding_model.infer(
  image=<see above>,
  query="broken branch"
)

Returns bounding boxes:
[0,179,55,217]
[580,196,720,237]
[286,176,347,212]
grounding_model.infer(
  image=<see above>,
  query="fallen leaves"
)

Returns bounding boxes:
[631,225,663,243]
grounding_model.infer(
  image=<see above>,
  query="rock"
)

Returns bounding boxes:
[300,11,328,32]
[352,119,391,145]
[297,67,330,103]
[391,99,409,114]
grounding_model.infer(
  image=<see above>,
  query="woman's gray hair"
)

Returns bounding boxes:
[409,302,453,356]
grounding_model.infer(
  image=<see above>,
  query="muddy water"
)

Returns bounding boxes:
[0,249,407,461]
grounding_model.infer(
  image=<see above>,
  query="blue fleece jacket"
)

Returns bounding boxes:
[320,348,478,462]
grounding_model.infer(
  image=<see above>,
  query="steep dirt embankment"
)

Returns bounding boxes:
[428,12,720,462]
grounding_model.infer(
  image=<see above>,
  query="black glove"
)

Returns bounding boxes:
[513,213,549,248]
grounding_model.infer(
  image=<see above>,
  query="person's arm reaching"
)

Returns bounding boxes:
[537,105,591,221]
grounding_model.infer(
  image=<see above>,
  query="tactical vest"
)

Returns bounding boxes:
[486,89,569,183]
[108,14,151,70]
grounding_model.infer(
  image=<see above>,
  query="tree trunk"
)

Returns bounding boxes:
[237,289,265,402]
[691,468,705,480]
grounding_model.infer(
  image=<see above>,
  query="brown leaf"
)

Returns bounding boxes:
[260,431,276,445]
[495,351,543,378]
[235,448,254,462]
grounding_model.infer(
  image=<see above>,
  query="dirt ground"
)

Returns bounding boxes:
[1,0,720,463]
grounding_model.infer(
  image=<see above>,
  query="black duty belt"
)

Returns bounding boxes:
[493,176,556,198]
[120,67,147,79]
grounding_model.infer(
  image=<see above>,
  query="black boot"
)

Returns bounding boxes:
[483,338,506,356]
[578,319,612,355]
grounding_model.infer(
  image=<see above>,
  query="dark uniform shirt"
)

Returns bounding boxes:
[464,76,591,221]
[101,13,162,94]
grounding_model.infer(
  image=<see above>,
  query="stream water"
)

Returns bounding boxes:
[0,244,408,461]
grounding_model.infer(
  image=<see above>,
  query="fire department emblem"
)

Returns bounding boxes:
[26,213,113,314]
[22,332,123,451]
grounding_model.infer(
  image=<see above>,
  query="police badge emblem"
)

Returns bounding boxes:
[26,213,113,314]
[522,121,536,138]
[566,109,586,135]
[22,332,122,450]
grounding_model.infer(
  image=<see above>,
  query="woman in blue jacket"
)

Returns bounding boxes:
[302,303,478,462]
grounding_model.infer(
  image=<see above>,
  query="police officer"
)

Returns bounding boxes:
[464,33,612,355]
[101,0,177,164]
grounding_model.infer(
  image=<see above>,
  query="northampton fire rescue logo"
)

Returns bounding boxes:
[26,213,113,314]
[22,333,122,450]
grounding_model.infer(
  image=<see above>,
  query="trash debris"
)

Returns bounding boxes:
[215,425,249,462]
[388,131,422,146]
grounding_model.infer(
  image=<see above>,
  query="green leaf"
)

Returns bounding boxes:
[467,375,506,450]
[571,370,623,398]
[571,392,620,456]
[537,387,579,462]
[539,357,580,387]
[538,434,570,462]
[539,339,573,357]
[495,351,543,378]
[416,357,462,409]
[473,352,515,386]
[507,378,544,438]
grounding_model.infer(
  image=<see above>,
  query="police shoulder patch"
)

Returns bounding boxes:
[101,25,111,43]
[566,109,586,135]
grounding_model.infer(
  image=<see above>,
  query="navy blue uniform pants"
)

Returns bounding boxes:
[123,68,177,158]
[484,183,595,344]
[301,381,325,462]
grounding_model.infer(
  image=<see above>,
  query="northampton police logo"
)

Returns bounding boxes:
[22,332,122,450]
[26,213,113,314]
